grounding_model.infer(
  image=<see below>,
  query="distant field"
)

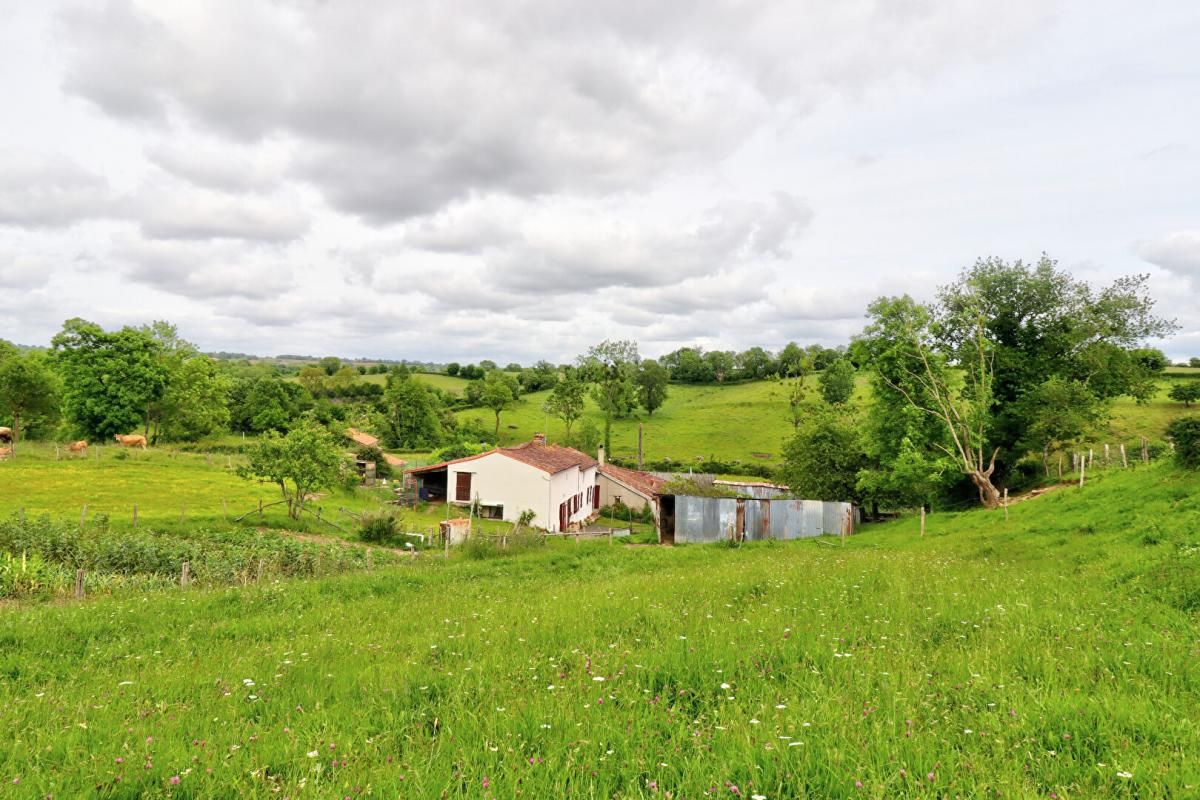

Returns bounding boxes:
[1,461,1197,796]
[0,443,510,538]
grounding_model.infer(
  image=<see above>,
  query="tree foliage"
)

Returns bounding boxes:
[579,340,639,452]
[778,406,868,504]
[238,421,344,520]
[1167,416,1200,469]
[0,353,58,453]
[636,360,669,415]
[818,358,856,405]
[159,357,233,441]
[380,374,443,449]
[480,371,518,437]
[543,372,586,439]
[1169,382,1200,407]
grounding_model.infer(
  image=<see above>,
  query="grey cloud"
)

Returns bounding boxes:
[145,140,284,192]
[55,1,1039,224]
[1140,231,1200,279]
[0,150,113,228]
[113,237,296,300]
[137,186,309,242]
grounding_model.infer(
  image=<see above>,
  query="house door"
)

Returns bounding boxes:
[455,472,472,502]
[559,502,567,531]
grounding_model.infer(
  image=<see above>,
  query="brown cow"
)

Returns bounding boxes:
[114,434,148,449]
[67,440,89,454]
[0,427,11,443]
[0,446,11,461]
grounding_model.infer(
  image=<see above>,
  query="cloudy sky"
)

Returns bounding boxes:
[2,1,1198,363]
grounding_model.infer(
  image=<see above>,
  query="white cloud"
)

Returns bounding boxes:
[1140,231,1200,280]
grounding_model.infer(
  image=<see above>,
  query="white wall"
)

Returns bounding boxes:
[448,454,598,532]
[549,464,599,529]
[448,453,550,528]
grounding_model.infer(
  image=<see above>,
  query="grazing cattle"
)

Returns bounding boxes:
[67,440,89,454]
[114,434,148,449]
[0,446,11,460]
[0,427,11,443]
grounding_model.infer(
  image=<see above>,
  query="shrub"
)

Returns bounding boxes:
[1167,417,1200,469]
[355,443,394,478]
[359,512,398,543]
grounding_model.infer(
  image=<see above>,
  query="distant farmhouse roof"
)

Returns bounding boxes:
[345,427,379,447]
[599,463,666,498]
[407,440,597,476]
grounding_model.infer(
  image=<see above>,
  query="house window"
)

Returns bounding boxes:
[455,472,472,502]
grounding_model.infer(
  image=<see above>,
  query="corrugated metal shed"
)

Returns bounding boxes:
[669,496,853,543]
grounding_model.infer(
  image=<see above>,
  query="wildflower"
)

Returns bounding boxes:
[169,776,181,785]
[855,780,863,788]
[720,683,731,690]
[482,777,490,789]
[1116,771,1132,779]
[593,676,605,682]
[898,769,906,778]
[115,758,124,764]
[927,772,936,782]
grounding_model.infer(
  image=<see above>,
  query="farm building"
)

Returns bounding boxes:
[657,494,856,544]
[596,447,665,521]
[711,479,789,499]
[407,435,599,532]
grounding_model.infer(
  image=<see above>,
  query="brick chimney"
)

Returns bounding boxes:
[597,444,606,466]
[533,432,546,446]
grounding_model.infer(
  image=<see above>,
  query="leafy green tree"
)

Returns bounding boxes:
[0,353,58,453]
[479,359,498,371]
[446,362,461,376]
[1016,376,1105,474]
[636,360,669,415]
[1167,417,1200,469]
[238,421,344,520]
[543,373,586,440]
[520,360,559,392]
[736,347,775,380]
[51,319,169,439]
[818,358,856,405]
[856,294,1003,507]
[1190,357,1200,369]
[319,357,342,376]
[298,366,326,396]
[1169,382,1200,407]
[778,406,869,503]
[327,366,357,396]
[703,350,735,382]
[936,256,1176,455]
[230,377,310,433]
[660,347,712,383]
[159,357,232,441]
[777,342,807,378]
[579,339,639,453]
[481,371,517,437]
[380,375,443,449]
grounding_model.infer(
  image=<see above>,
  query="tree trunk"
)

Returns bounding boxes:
[494,410,501,438]
[10,411,19,455]
[969,471,1002,508]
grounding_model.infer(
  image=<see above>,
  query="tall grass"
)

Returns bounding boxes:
[0,462,1197,796]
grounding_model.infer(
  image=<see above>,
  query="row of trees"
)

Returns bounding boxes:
[659,342,846,383]
[781,256,1178,511]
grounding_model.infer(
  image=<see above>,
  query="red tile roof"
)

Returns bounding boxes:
[599,463,666,498]
[500,441,597,474]
[406,440,597,476]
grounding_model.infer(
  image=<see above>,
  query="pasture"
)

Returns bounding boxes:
[0,461,1198,797]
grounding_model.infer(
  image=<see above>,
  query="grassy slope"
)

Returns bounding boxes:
[0,443,512,538]
[1,463,1197,797]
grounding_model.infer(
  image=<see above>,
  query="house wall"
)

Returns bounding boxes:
[448,453,549,528]
[447,455,599,532]
[549,464,599,531]
[597,474,657,520]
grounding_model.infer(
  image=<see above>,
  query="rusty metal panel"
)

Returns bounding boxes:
[673,495,854,542]
[743,499,772,540]
[823,502,851,535]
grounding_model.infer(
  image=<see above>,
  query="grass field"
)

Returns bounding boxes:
[1,460,1197,796]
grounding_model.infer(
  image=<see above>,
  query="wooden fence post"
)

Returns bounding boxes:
[1003,488,1008,521]
[1141,436,1149,464]
[920,505,926,537]
[133,504,138,529]
[259,498,264,519]
[1078,455,1085,488]
[1120,443,1128,468]
[1057,453,1063,479]
[180,561,190,588]
[79,504,88,531]
[1088,448,1094,469]
[1104,443,1110,466]
[179,505,186,524]
[74,569,85,599]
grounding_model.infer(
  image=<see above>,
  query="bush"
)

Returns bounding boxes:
[355,443,394,478]
[1167,417,1200,469]
[359,512,398,543]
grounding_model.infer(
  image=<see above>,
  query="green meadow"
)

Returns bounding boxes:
[0,461,1197,797]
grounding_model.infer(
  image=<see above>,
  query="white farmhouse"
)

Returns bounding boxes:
[407,435,599,532]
